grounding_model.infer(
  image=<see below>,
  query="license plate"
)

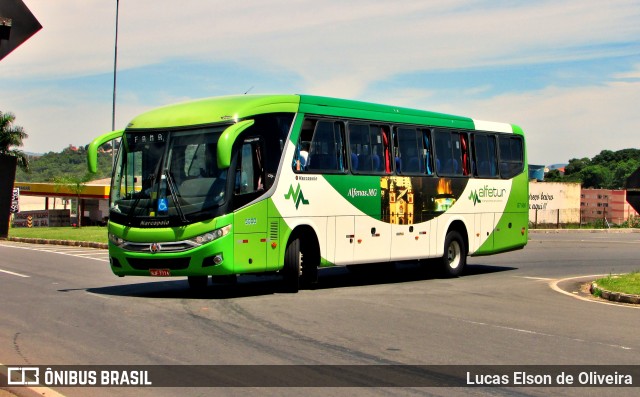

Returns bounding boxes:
[149,268,171,277]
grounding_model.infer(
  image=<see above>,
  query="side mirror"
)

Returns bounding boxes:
[87,129,124,173]
[216,120,255,169]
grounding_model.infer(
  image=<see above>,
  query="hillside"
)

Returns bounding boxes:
[545,148,640,189]
[15,146,113,182]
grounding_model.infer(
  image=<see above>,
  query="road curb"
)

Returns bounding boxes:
[2,236,107,250]
[590,282,640,304]
[529,228,640,233]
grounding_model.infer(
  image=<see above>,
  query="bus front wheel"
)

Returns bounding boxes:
[188,275,209,291]
[440,230,466,277]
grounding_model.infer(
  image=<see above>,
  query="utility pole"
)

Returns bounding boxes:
[111,0,120,166]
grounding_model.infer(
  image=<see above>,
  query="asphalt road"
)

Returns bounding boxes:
[0,232,639,397]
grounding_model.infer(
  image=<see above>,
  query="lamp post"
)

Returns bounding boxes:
[111,0,120,165]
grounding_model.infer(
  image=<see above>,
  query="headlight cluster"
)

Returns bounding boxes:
[189,225,232,246]
[108,232,125,247]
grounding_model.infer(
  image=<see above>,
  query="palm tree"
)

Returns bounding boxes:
[0,111,29,172]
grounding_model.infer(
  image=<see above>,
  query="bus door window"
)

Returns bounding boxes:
[306,120,345,173]
[473,133,498,178]
[235,137,265,195]
[249,113,293,188]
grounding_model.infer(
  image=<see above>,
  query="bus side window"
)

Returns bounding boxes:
[348,123,390,174]
[473,133,498,178]
[422,129,434,175]
[460,133,470,176]
[498,135,524,178]
[380,126,392,173]
[435,129,464,176]
[293,119,315,172]
[396,127,425,175]
[306,120,345,173]
[370,125,391,173]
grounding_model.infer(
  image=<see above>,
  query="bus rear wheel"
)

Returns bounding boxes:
[439,230,466,277]
[282,237,302,293]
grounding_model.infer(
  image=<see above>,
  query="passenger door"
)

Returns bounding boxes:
[233,138,268,273]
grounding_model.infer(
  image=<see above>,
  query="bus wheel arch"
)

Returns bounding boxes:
[281,225,320,292]
[440,220,468,277]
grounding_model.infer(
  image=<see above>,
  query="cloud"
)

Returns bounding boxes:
[5,0,640,94]
[433,79,640,165]
[1,0,639,161]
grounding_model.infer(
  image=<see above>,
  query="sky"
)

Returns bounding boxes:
[1,0,639,165]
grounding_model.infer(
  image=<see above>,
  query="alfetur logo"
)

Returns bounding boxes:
[468,190,482,206]
[468,185,507,206]
[284,183,309,209]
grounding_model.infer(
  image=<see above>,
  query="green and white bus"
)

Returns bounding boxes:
[87,95,528,292]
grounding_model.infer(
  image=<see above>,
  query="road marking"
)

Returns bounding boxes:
[460,319,632,350]
[0,268,30,278]
[85,291,113,300]
[549,274,640,310]
[532,239,640,245]
[516,276,555,281]
[0,242,108,262]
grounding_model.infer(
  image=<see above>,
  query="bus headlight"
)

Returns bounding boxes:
[108,232,125,247]
[190,225,231,246]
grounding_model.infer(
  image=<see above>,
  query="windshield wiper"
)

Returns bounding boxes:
[164,170,188,223]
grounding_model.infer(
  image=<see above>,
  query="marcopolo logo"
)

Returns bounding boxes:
[284,183,309,209]
[468,185,507,206]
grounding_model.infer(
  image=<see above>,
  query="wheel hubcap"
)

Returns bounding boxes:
[447,241,461,269]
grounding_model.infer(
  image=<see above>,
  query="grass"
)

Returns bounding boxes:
[9,226,108,244]
[594,272,640,295]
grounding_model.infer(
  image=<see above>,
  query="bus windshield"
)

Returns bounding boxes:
[110,126,229,225]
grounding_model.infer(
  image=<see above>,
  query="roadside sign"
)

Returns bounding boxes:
[0,0,42,61]
[10,187,19,213]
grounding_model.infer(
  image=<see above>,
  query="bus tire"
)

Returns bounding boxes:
[211,274,237,285]
[282,237,301,293]
[188,275,209,291]
[439,230,466,277]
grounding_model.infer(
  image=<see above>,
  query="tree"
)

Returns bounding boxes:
[613,159,640,189]
[544,169,563,182]
[54,174,92,227]
[0,111,29,172]
[580,165,613,189]
[564,157,590,176]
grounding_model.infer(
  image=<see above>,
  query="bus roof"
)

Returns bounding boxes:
[298,95,476,130]
[126,94,301,129]
[124,94,511,133]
